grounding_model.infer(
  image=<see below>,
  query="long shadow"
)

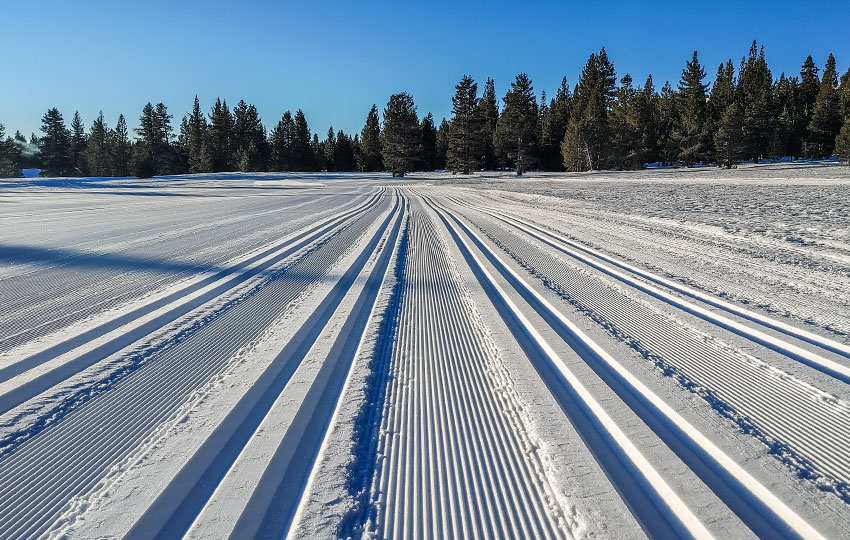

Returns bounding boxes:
[0,244,230,277]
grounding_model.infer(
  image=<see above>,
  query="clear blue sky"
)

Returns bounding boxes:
[2,0,848,139]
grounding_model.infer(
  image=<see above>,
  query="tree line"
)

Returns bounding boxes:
[2,40,849,179]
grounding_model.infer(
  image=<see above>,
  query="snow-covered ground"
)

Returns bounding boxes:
[0,164,848,539]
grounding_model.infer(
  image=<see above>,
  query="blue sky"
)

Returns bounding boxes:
[2,0,848,139]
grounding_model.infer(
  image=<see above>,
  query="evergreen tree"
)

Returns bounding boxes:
[39,108,73,176]
[634,75,660,164]
[737,41,776,161]
[381,92,420,177]
[359,104,382,172]
[70,111,87,175]
[180,96,208,173]
[478,78,499,169]
[420,113,438,171]
[292,109,314,171]
[540,77,571,171]
[132,102,159,177]
[435,118,450,170]
[774,74,803,159]
[447,75,482,174]
[86,111,111,176]
[562,49,617,171]
[334,130,357,171]
[671,51,711,166]
[0,124,22,178]
[270,111,295,171]
[207,99,233,172]
[112,114,131,176]
[323,126,336,171]
[807,53,842,158]
[835,117,850,163]
[708,60,736,161]
[799,55,821,149]
[494,73,539,175]
[715,103,744,168]
[311,133,324,171]
[609,74,642,169]
[231,99,268,171]
[839,67,850,123]
[656,82,679,164]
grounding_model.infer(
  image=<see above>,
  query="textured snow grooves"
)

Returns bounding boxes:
[0,193,389,539]
[429,195,826,540]
[365,199,570,540]
[463,200,850,495]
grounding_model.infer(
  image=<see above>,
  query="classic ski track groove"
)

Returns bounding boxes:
[0,191,391,539]
[426,194,826,540]
[367,198,569,540]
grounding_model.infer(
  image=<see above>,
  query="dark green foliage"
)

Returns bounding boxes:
[478,78,499,169]
[609,74,641,169]
[358,104,382,172]
[835,117,850,163]
[70,111,88,175]
[232,99,268,172]
[133,102,181,177]
[435,118,450,170]
[179,96,209,173]
[86,111,111,176]
[562,49,616,171]
[656,82,679,165]
[291,109,315,171]
[807,53,842,158]
[311,133,324,172]
[208,98,233,172]
[634,75,661,164]
[671,51,711,166]
[381,92,420,177]
[0,124,22,177]
[323,126,336,171]
[39,108,73,176]
[333,130,357,171]
[112,114,131,176]
[494,73,539,175]
[738,41,776,161]
[420,113,438,171]
[773,74,803,159]
[270,111,295,171]
[839,67,850,123]
[715,103,744,168]
[540,77,571,171]
[799,55,820,143]
[447,75,482,174]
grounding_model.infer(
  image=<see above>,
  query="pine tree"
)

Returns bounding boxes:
[70,111,87,175]
[206,98,233,172]
[132,102,159,177]
[292,109,314,171]
[708,60,736,162]
[738,41,776,161]
[478,78,499,169]
[562,49,617,171]
[494,73,539,175]
[656,82,679,165]
[609,74,641,169]
[634,75,660,164]
[112,114,131,176]
[0,124,22,178]
[774,74,803,159]
[839,67,850,123]
[333,130,357,171]
[358,104,382,172]
[715,103,743,168]
[835,117,850,164]
[323,126,336,171]
[807,53,843,158]
[671,51,710,167]
[311,133,324,171]
[435,118,450,170]
[799,55,820,150]
[447,75,482,174]
[540,77,571,171]
[420,113,438,171]
[180,96,208,173]
[86,111,111,176]
[231,99,267,171]
[381,92,420,177]
[39,108,73,176]
[270,111,295,171]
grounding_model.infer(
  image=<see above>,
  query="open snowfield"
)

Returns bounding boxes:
[0,163,849,539]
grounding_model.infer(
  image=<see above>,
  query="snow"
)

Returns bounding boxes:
[0,164,848,539]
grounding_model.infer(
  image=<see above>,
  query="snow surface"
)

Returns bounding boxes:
[0,164,849,539]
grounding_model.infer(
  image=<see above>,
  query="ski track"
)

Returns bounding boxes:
[0,168,848,539]
[365,199,570,540]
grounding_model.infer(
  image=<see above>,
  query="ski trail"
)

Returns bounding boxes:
[0,193,391,540]
[365,197,572,540]
[428,194,826,540]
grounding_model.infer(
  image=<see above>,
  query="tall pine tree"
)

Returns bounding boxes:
[270,111,295,171]
[540,77,571,171]
[807,53,842,158]
[86,111,111,176]
[494,73,539,175]
[358,104,383,172]
[39,108,72,177]
[447,75,482,174]
[112,114,131,176]
[478,78,499,169]
[70,111,87,175]
[671,51,711,166]
[381,92,420,177]
[420,113,438,171]
[737,41,776,161]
